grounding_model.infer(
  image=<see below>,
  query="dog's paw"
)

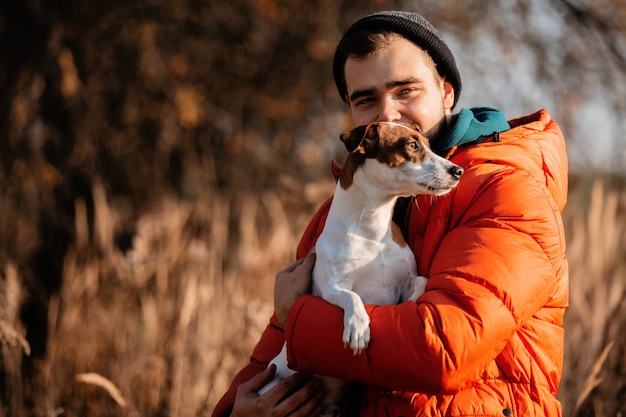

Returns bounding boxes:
[404,275,428,302]
[343,308,370,354]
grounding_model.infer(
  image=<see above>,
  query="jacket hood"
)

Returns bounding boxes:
[450,109,568,212]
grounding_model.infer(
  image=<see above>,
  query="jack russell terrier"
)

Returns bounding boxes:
[260,122,463,415]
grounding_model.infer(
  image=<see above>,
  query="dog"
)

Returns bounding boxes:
[259,122,463,415]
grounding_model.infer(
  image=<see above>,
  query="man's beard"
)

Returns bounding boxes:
[421,111,451,154]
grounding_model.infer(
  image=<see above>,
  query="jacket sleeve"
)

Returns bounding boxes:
[296,197,332,259]
[284,166,566,395]
[210,198,333,417]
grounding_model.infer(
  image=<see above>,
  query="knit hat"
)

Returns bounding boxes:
[333,11,462,108]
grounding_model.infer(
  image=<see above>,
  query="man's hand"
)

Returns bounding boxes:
[274,252,316,328]
[231,364,322,417]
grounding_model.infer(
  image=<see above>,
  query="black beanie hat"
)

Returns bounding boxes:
[333,11,462,108]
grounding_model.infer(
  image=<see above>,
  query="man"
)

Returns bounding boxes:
[213,10,568,417]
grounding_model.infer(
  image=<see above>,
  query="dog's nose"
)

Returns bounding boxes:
[448,165,464,180]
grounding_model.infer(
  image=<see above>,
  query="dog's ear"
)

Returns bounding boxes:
[340,123,379,154]
[340,125,367,153]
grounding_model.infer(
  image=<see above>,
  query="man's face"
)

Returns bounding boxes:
[344,36,455,142]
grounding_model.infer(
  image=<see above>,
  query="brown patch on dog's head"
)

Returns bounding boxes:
[339,123,382,189]
[372,122,431,168]
[339,122,432,189]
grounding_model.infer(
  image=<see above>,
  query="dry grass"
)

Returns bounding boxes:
[559,177,626,416]
[0,175,624,417]
[5,174,327,417]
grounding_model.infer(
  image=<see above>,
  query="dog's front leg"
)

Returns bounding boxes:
[322,282,370,354]
[402,274,429,302]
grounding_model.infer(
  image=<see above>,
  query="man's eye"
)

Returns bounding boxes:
[398,88,417,97]
[355,98,374,106]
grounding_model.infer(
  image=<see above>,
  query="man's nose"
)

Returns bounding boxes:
[376,96,401,122]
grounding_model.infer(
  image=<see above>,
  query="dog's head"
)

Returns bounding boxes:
[340,122,426,162]
[339,122,463,196]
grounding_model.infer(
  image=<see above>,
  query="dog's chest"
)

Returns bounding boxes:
[314,233,416,305]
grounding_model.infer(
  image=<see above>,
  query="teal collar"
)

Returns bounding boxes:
[432,107,511,156]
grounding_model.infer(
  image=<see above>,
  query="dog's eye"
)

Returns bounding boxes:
[406,141,419,151]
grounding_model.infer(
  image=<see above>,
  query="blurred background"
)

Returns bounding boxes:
[0,0,624,416]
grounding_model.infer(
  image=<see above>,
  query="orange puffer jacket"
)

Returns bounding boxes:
[212,109,568,417]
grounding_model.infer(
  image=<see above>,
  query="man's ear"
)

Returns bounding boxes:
[443,79,455,112]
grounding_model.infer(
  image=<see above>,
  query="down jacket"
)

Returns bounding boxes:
[212,109,568,417]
